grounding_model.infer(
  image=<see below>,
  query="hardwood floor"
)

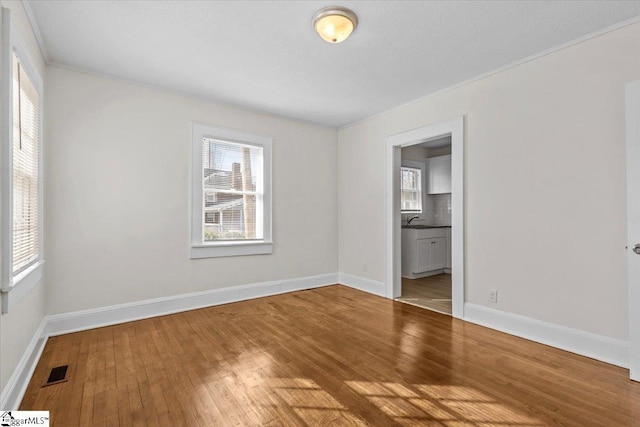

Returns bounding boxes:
[21,285,640,426]
[398,274,452,314]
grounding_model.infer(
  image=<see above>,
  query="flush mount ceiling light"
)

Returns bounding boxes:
[313,6,358,44]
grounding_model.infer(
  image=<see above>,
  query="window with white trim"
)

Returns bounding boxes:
[12,53,40,274]
[401,167,422,212]
[191,123,272,258]
[1,8,44,313]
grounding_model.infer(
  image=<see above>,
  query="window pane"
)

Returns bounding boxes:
[203,138,262,191]
[202,138,263,241]
[12,54,40,274]
[401,167,421,212]
[203,194,261,241]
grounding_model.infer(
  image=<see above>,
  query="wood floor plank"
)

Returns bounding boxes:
[20,285,640,426]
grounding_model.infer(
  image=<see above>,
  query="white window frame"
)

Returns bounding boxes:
[190,123,272,258]
[0,8,45,313]
[401,166,423,213]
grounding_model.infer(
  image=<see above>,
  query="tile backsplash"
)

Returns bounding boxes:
[400,193,451,226]
[425,193,451,225]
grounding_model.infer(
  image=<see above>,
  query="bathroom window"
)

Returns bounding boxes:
[401,167,422,212]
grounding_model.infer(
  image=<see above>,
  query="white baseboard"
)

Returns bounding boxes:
[338,272,386,297]
[0,317,48,410]
[2,273,630,410]
[464,303,629,369]
[403,269,446,280]
[47,273,338,337]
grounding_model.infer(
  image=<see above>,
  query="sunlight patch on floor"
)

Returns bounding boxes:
[347,381,546,426]
[266,377,368,425]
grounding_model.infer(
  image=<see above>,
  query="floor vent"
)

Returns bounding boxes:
[42,365,69,387]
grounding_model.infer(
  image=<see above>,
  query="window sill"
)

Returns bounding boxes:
[190,241,273,259]
[1,260,45,313]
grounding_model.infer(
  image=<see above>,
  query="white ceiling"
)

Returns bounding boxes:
[25,1,640,127]
[421,136,452,150]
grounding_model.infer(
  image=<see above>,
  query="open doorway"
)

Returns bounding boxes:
[385,117,464,319]
[396,137,453,314]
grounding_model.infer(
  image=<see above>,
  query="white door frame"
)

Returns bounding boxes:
[626,81,640,381]
[385,116,465,319]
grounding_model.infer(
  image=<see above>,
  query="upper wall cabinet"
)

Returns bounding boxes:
[427,155,451,194]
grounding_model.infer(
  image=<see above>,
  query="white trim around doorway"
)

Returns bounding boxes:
[626,81,640,381]
[384,116,465,318]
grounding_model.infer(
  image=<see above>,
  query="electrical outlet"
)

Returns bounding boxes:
[363,263,369,272]
[488,289,498,304]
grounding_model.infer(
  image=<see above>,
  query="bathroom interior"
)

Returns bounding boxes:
[399,135,453,314]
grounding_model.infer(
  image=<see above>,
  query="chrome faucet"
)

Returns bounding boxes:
[407,215,420,225]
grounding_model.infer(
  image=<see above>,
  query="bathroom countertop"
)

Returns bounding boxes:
[401,225,451,229]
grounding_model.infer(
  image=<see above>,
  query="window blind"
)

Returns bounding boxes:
[12,53,40,274]
[401,167,422,212]
[202,138,263,241]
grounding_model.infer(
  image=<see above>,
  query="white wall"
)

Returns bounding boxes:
[44,66,338,314]
[338,21,640,340]
[0,0,46,393]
